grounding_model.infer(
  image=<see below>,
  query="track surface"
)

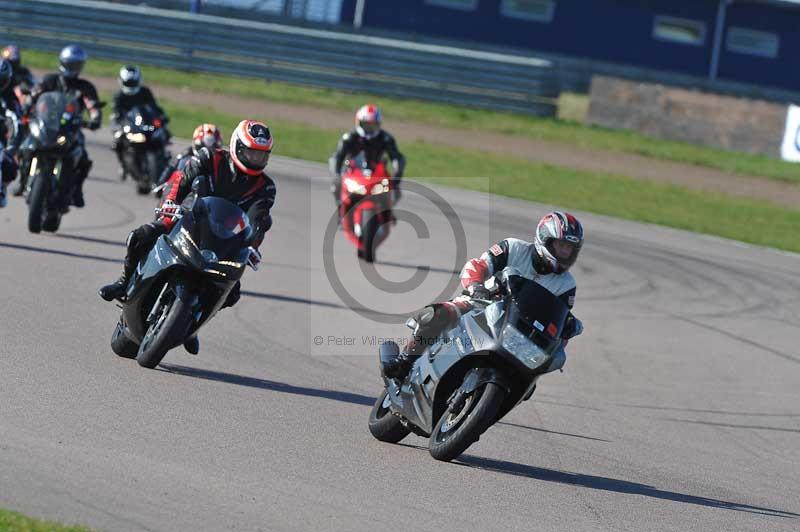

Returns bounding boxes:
[1,131,798,532]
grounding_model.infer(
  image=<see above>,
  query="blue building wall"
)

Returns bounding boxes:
[346,0,800,92]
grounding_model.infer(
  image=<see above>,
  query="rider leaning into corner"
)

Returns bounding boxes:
[156,123,223,193]
[110,64,171,178]
[98,120,276,354]
[384,211,586,380]
[329,104,405,207]
[0,59,21,207]
[14,45,102,206]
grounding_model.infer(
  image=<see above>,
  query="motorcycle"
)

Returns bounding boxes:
[339,153,394,263]
[109,193,256,369]
[117,104,168,194]
[21,91,83,233]
[368,270,570,462]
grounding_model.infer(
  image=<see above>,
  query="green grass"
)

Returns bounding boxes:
[158,97,800,253]
[0,508,91,532]
[25,49,800,185]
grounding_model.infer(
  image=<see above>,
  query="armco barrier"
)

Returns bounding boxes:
[0,0,560,116]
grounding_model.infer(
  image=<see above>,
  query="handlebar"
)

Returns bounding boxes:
[153,208,183,219]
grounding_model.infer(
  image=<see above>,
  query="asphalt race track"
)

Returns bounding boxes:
[1,130,798,532]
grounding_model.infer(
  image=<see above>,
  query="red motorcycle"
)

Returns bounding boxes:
[339,154,395,262]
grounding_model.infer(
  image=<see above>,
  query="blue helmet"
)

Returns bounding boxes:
[59,45,87,79]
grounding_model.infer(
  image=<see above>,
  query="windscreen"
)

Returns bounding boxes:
[182,197,252,261]
[127,105,157,127]
[35,92,69,135]
[505,275,570,346]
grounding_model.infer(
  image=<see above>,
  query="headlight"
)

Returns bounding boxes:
[29,120,41,138]
[57,136,67,146]
[344,178,366,195]
[501,324,550,369]
[126,132,147,143]
[370,183,389,195]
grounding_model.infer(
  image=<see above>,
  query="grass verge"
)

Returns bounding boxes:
[25,49,800,185]
[158,97,800,253]
[0,508,91,532]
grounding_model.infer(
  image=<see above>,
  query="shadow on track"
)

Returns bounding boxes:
[376,260,459,275]
[0,241,122,264]
[159,363,374,407]
[456,455,799,518]
[55,233,127,247]
[496,421,611,442]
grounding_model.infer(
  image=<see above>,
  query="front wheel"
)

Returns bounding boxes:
[27,175,46,233]
[368,389,410,443]
[136,285,194,369]
[428,382,506,462]
[360,210,378,263]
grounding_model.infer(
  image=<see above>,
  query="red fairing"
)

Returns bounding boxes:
[162,170,183,204]
[460,257,489,288]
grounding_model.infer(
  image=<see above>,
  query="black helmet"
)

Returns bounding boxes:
[1,45,20,70]
[59,45,87,79]
[533,211,584,273]
[0,59,12,92]
[119,64,141,95]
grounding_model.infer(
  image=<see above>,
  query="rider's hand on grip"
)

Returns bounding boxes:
[247,246,262,271]
[463,282,492,301]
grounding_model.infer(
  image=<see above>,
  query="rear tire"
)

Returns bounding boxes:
[111,319,138,359]
[27,175,46,233]
[136,287,194,369]
[428,382,505,462]
[368,389,410,443]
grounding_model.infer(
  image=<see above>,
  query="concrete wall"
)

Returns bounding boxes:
[587,76,787,157]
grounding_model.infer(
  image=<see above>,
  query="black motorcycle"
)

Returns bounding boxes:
[22,91,83,233]
[117,105,168,194]
[369,271,570,462]
[109,195,255,369]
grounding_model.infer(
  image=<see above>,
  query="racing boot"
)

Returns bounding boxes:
[98,257,135,302]
[184,335,199,355]
[71,183,85,208]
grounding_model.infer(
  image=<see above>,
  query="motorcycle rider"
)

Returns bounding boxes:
[0,59,21,207]
[110,65,171,178]
[156,123,222,193]
[98,120,276,354]
[384,211,585,380]
[1,45,35,99]
[329,104,405,207]
[14,45,102,205]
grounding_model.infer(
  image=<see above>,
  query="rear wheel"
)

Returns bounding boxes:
[368,389,410,443]
[136,285,194,369]
[428,382,506,462]
[111,318,138,359]
[27,175,46,233]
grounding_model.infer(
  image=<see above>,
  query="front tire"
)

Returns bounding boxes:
[27,175,46,233]
[428,382,506,462]
[360,211,378,263]
[136,287,194,369]
[368,389,410,443]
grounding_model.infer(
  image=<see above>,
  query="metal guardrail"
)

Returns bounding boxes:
[0,0,561,116]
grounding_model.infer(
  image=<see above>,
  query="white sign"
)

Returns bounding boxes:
[780,104,800,162]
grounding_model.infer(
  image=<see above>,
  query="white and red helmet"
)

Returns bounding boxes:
[230,120,273,176]
[192,123,223,155]
[534,211,584,273]
[355,104,382,140]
